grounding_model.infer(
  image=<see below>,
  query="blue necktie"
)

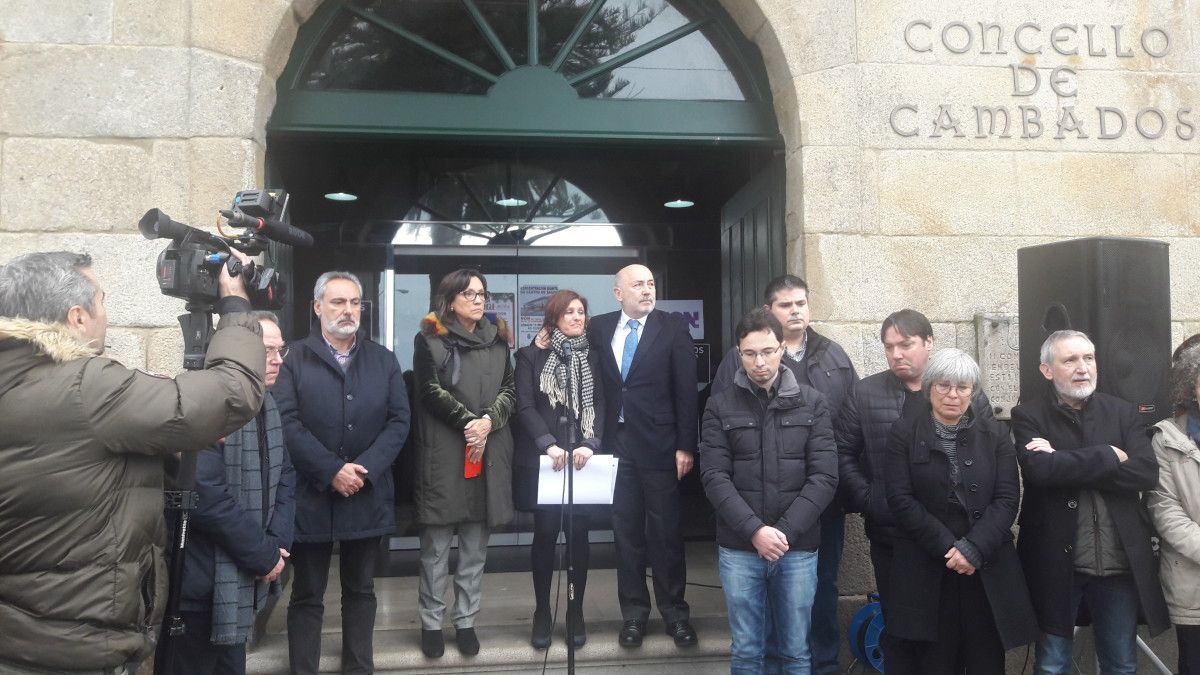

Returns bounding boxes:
[621,319,640,380]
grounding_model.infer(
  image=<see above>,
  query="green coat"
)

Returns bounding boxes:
[413,313,515,527]
[0,314,265,671]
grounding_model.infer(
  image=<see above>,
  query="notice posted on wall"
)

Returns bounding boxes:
[485,292,516,348]
[518,284,559,347]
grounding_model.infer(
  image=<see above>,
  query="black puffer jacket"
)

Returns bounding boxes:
[699,368,838,552]
[837,369,993,542]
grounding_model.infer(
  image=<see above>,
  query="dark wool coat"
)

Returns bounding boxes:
[884,401,1041,649]
[1011,390,1171,638]
[413,314,516,527]
[274,325,410,543]
[179,398,297,612]
[0,312,265,671]
[512,344,605,467]
[837,369,994,542]
[699,368,838,552]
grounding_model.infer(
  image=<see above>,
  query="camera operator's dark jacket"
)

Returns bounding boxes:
[699,367,838,552]
[0,312,265,672]
[837,369,993,543]
[274,324,410,542]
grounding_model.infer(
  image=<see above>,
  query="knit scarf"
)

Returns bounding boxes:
[211,394,286,645]
[539,329,596,440]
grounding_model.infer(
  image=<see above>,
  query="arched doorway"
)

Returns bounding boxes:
[267,0,786,548]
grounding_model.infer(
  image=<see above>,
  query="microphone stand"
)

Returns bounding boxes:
[558,340,579,675]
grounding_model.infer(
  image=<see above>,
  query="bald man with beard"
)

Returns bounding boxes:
[587,264,699,649]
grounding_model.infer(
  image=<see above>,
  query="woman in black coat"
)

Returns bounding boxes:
[512,290,605,650]
[884,348,1040,674]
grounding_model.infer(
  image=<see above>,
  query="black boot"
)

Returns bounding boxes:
[569,606,587,648]
[531,607,552,649]
[420,629,444,658]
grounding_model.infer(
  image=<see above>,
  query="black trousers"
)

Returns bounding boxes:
[868,538,894,607]
[611,428,689,623]
[165,610,246,675]
[287,537,381,675]
[1180,623,1200,675]
[884,568,1005,675]
[531,509,590,614]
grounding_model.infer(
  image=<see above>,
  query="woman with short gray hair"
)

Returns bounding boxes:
[882,348,1040,673]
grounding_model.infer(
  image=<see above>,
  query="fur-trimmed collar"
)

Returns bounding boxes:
[0,317,96,363]
[420,312,511,345]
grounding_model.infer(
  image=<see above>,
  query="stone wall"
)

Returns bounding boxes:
[0,0,309,370]
[725,0,1200,368]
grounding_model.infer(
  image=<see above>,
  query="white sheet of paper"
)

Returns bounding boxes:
[536,454,619,505]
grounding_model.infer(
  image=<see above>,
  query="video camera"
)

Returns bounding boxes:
[139,189,313,311]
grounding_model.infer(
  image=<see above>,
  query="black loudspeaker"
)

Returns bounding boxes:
[1017,237,1171,423]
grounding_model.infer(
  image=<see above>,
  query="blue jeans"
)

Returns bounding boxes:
[1034,573,1140,675]
[719,546,818,675]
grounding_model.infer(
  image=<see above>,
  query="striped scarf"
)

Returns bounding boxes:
[211,394,285,645]
[539,330,596,440]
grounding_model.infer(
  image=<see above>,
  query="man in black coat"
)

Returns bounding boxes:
[274,272,411,675]
[710,275,856,674]
[1011,329,1169,674]
[836,309,993,610]
[588,263,698,648]
[168,312,296,675]
[700,308,837,672]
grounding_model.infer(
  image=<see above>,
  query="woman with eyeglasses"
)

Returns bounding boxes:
[512,289,606,649]
[882,348,1040,674]
[412,268,516,659]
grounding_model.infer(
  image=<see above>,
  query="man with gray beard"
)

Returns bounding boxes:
[1011,330,1168,674]
[273,271,410,674]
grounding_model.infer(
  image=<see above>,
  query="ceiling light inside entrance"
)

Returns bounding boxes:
[325,191,358,202]
[664,199,695,208]
[495,197,528,207]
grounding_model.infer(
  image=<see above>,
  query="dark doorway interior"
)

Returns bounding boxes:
[266,136,776,564]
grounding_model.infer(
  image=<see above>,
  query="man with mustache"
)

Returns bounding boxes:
[1011,330,1169,673]
[836,309,993,663]
[274,271,411,674]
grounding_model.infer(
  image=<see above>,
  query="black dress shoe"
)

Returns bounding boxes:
[618,619,646,648]
[455,626,480,655]
[420,629,444,658]
[666,620,698,648]
[530,609,552,650]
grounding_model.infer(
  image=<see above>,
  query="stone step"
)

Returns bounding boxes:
[247,616,733,674]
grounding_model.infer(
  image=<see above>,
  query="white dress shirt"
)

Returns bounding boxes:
[611,311,648,370]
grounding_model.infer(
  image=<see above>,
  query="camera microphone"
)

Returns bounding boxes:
[220,209,315,248]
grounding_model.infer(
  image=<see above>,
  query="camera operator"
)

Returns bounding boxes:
[0,249,267,674]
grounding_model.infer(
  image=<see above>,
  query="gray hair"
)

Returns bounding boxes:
[1169,335,1200,413]
[313,271,362,302]
[247,310,279,325]
[921,348,982,399]
[1039,330,1092,365]
[0,251,97,323]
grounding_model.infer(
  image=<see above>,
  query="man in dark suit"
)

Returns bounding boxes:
[589,263,699,648]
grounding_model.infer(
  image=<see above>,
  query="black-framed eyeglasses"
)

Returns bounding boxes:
[459,290,490,303]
